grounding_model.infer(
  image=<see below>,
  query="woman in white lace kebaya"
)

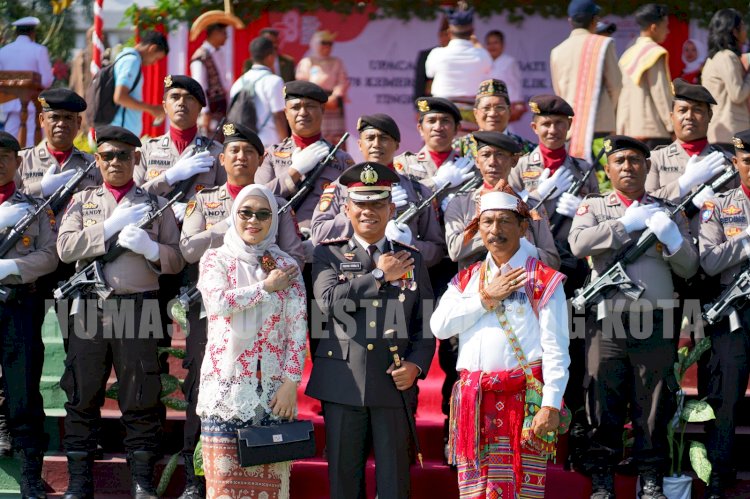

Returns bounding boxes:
[196,184,307,499]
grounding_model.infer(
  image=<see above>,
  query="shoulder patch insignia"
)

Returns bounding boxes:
[576,204,589,216]
[394,161,404,172]
[726,227,743,237]
[522,170,541,179]
[21,235,31,247]
[701,201,715,223]
[185,200,196,218]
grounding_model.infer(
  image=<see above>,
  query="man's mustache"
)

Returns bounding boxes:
[487,235,507,244]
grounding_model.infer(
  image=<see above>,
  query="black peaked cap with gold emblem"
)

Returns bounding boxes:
[473,131,521,154]
[602,135,650,158]
[357,114,401,142]
[222,122,264,155]
[672,78,717,106]
[163,74,207,107]
[528,94,574,117]
[283,80,328,103]
[415,96,461,124]
[38,88,87,112]
[95,125,142,148]
[733,129,750,151]
[339,162,399,202]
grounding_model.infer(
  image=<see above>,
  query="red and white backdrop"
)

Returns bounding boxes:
[136,10,704,160]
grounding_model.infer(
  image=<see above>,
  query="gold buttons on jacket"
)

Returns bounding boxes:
[369,321,376,328]
[327,351,333,357]
[373,300,379,307]
[367,344,374,351]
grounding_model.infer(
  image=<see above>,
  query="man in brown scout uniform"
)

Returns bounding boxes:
[177,121,304,499]
[444,130,559,270]
[697,128,750,499]
[394,97,474,200]
[57,125,184,499]
[0,131,58,498]
[136,74,225,220]
[307,161,434,499]
[569,135,698,499]
[311,113,446,268]
[453,79,536,161]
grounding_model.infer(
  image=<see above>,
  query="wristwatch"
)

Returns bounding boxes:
[371,268,387,286]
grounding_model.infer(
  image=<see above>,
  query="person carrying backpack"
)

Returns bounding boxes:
[228,36,287,148]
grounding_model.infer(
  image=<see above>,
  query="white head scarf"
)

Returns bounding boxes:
[682,38,707,75]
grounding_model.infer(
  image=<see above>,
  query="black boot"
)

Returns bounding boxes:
[19,449,46,499]
[128,451,158,499]
[590,473,615,499]
[62,451,94,499]
[639,472,667,499]
[178,452,205,499]
[705,470,725,499]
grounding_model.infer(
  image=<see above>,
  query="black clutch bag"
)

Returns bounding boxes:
[236,419,316,467]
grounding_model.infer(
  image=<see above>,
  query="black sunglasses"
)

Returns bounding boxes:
[98,150,133,162]
[237,208,273,222]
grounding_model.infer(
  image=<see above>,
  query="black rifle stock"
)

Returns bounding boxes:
[395,170,482,226]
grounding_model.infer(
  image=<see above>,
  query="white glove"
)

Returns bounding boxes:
[677,151,726,196]
[102,201,152,240]
[646,210,683,253]
[391,184,409,208]
[536,167,574,200]
[692,186,715,209]
[0,202,31,229]
[440,193,456,213]
[0,259,20,280]
[618,201,661,233]
[433,156,475,189]
[385,220,412,245]
[163,150,214,186]
[117,225,160,262]
[555,192,583,218]
[41,165,77,197]
[172,202,187,223]
[290,141,329,176]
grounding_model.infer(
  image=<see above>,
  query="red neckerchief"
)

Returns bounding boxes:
[680,138,709,157]
[104,179,135,203]
[386,162,395,170]
[0,182,16,205]
[616,192,646,208]
[539,143,567,173]
[46,143,73,165]
[742,184,750,200]
[429,150,451,168]
[170,125,198,155]
[292,133,322,149]
[227,182,243,200]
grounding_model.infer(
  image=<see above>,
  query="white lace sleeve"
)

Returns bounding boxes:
[198,250,269,317]
[281,273,308,383]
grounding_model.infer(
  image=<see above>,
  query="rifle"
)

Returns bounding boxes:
[48,161,98,213]
[530,148,605,213]
[703,265,749,332]
[166,118,226,200]
[279,133,349,215]
[53,192,183,312]
[571,165,738,312]
[395,169,482,225]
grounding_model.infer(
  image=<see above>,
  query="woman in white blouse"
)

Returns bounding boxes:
[196,184,307,499]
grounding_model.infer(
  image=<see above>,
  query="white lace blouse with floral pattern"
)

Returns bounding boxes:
[196,249,307,422]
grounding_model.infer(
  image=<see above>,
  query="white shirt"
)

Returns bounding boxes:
[425,39,492,99]
[431,247,570,409]
[229,64,285,147]
[190,41,231,114]
[0,35,53,113]
[491,53,523,103]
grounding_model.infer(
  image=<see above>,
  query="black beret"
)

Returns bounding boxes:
[415,97,462,124]
[732,129,750,151]
[473,131,522,154]
[477,79,509,100]
[283,80,328,103]
[672,78,717,106]
[222,122,264,155]
[163,74,207,107]
[357,114,401,142]
[38,88,87,113]
[568,0,601,17]
[339,162,400,201]
[95,125,142,148]
[444,5,474,27]
[603,135,650,158]
[0,131,20,153]
[529,95,575,117]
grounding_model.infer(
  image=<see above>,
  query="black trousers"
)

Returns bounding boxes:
[0,286,47,452]
[323,401,412,499]
[703,314,750,473]
[582,310,677,475]
[181,276,207,455]
[61,292,163,453]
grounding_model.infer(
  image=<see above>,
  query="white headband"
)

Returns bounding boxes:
[479,191,520,214]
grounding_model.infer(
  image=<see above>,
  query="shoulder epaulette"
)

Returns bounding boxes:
[652,144,668,151]
[198,185,220,193]
[582,193,605,200]
[320,236,350,245]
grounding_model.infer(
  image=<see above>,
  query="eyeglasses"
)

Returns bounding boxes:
[97,150,133,162]
[477,105,509,114]
[320,41,333,46]
[237,208,273,222]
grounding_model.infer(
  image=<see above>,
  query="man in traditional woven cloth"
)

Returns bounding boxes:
[431,188,570,498]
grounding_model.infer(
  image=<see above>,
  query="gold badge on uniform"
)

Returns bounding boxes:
[84,219,97,227]
[164,75,173,87]
[701,201,715,223]
[529,101,540,114]
[148,169,160,179]
[185,200,196,218]
[274,151,292,158]
[603,138,613,153]
[223,123,236,136]
[356,117,363,130]
[670,81,675,96]
[521,170,541,179]
[360,164,378,185]
[21,236,30,247]
[195,184,205,193]
[344,252,355,261]
[82,202,97,209]
[206,223,214,229]
[722,205,742,216]
[733,137,744,149]
[38,96,48,108]
[726,227,743,237]
[205,202,222,209]
[394,162,404,172]
[576,204,589,216]
[655,242,664,253]
[417,99,429,113]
